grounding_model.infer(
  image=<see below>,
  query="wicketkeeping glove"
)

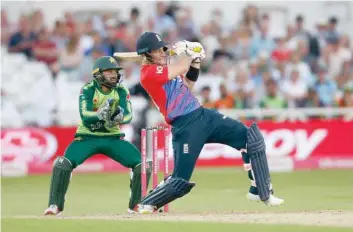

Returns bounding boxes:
[97,98,114,121]
[106,106,124,127]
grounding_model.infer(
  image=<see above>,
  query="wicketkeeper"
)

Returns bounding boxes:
[44,56,151,215]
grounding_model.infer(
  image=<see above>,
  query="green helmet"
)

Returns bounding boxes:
[92,56,123,88]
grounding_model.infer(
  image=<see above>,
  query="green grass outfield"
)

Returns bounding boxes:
[2,168,353,232]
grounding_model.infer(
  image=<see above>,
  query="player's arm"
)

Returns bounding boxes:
[79,86,111,124]
[116,86,133,124]
[166,54,191,80]
[143,56,191,86]
[79,87,101,124]
[183,62,200,90]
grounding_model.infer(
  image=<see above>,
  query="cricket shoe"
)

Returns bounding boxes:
[127,205,138,214]
[44,204,62,216]
[247,193,284,206]
[137,204,156,214]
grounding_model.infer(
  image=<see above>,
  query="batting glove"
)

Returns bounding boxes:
[97,98,114,121]
[171,41,188,56]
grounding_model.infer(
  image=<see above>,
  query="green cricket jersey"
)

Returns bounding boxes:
[76,80,132,137]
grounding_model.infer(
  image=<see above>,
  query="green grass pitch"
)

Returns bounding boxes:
[2,168,353,232]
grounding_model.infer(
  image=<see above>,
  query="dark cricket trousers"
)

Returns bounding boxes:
[170,107,248,181]
[64,135,141,169]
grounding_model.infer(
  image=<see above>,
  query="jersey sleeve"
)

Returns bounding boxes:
[117,85,133,124]
[79,85,101,124]
[142,64,169,85]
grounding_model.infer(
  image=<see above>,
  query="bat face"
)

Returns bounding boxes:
[114,46,202,63]
[113,52,142,62]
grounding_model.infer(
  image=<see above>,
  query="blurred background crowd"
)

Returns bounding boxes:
[1,2,353,130]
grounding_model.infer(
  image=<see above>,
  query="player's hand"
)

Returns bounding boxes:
[171,41,188,56]
[106,106,124,127]
[97,98,114,121]
[186,42,206,63]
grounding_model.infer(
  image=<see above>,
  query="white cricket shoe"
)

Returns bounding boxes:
[137,204,155,214]
[127,208,137,214]
[265,194,284,206]
[246,193,284,206]
[44,204,61,216]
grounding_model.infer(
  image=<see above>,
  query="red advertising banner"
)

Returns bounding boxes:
[1,120,353,176]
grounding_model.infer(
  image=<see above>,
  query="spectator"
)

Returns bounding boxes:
[272,61,287,82]
[248,60,262,87]
[165,1,180,20]
[326,16,339,39]
[127,7,143,40]
[64,11,76,34]
[297,39,315,69]
[281,69,308,107]
[271,37,291,62]
[199,86,214,108]
[75,23,94,55]
[1,9,13,46]
[327,34,352,79]
[233,89,249,109]
[116,22,134,52]
[105,23,128,55]
[120,62,140,90]
[51,20,68,51]
[240,4,260,34]
[33,28,58,72]
[285,51,312,84]
[250,21,276,59]
[83,19,94,36]
[200,23,220,65]
[150,1,176,35]
[209,8,224,36]
[78,47,106,82]
[304,88,325,108]
[337,86,353,107]
[340,34,351,49]
[229,69,255,107]
[175,8,196,41]
[30,9,45,34]
[259,79,287,109]
[312,65,337,106]
[214,84,234,109]
[8,16,37,58]
[59,34,84,72]
[232,25,253,60]
[293,15,310,42]
[213,36,234,61]
[309,19,327,59]
[256,51,272,74]
[84,31,109,56]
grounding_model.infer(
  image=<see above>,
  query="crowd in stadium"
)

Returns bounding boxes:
[1,2,353,127]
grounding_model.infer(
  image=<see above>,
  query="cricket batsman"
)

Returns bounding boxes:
[134,32,284,214]
[44,56,151,215]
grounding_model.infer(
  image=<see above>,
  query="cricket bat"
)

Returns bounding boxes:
[113,47,202,63]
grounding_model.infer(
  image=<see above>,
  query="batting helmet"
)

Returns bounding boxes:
[136,32,168,55]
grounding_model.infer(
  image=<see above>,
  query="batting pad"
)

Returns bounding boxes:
[48,157,73,211]
[129,161,152,210]
[247,122,271,201]
[141,177,195,209]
